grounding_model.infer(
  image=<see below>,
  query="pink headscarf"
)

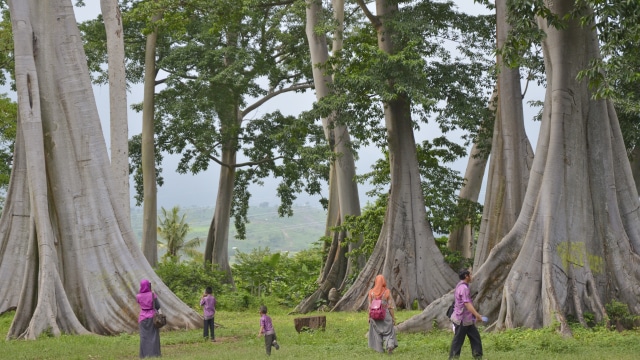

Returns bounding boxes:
[136,279,156,323]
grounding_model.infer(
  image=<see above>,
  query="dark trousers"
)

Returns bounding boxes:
[264,333,276,355]
[449,323,482,359]
[203,317,215,340]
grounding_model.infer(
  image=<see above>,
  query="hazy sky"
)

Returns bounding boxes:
[70,1,542,209]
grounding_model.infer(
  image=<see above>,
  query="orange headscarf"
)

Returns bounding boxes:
[370,274,388,300]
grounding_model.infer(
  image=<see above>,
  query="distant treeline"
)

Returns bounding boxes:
[130,204,326,255]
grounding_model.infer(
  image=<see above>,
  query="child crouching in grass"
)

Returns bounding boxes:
[258,305,279,355]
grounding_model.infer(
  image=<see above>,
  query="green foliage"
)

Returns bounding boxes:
[96,0,332,229]
[605,299,639,330]
[157,206,202,262]
[231,246,322,307]
[0,9,14,87]
[155,260,229,309]
[336,197,387,260]
[0,9,16,210]
[312,0,495,149]
[0,93,16,211]
[435,236,473,270]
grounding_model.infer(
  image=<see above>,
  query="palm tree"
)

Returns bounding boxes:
[157,206,202,262]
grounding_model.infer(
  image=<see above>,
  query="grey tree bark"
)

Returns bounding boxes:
[294,0,364,313]
[473,0,533,267]
[101,0,130,221]
[141,11,162,267]
[333,0,457,311]
[2,0,200,339]
[629,147,640,195]
[203,116,238,285]
[398,0,640,333]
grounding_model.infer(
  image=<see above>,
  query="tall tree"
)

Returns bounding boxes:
[399,0,640,333]
[144,1,323,283]
[334,0,466,310]
[473,0,534,267]
[101,0,130,221]
[294,0,364,313]
[81,1,326,281]
[0,0,200,339]
[141,9,162,267]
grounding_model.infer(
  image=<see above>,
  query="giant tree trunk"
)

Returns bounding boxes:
[294,0,363,314]
[473,0,533,267]
[333,0,457,311]
[141,11,162,267]
[2,0,200,339]
[398,0,640,333]
[101,0,130,221]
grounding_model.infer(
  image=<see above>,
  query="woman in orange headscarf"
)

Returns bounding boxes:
[367,274,398,354]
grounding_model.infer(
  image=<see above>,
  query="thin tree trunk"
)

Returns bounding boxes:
[141,11,162,267]
[473,0,533,267]
[334,0,456,311]
[2,0,200,339]
[101,0,130,221]
[205,139,236,285]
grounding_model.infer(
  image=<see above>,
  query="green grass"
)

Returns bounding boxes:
[2,309,640,359]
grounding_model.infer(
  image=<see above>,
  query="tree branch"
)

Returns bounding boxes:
[257,0,295,7]
[355,0,381,29]
[185,136,283,169]
[242,82,313,116]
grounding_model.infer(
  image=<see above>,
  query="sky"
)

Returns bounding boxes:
[68,1,543,210]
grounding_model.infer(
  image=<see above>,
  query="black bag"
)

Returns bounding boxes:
[153,309,167,328]
[445,301,455,318]
[446,283,468,319]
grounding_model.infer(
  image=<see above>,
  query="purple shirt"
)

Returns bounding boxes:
[200,295,217,320]
[451,281,474,326]
[136,279,157,323]
[260,314,275,335]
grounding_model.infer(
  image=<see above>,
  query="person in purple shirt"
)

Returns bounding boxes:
[449,269,484,360]
[200,286,217,342]
[136,279,161,358]
[258,305,279,355]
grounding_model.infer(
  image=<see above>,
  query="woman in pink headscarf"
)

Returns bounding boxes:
[136,279,161,358]
[367,274,398,354]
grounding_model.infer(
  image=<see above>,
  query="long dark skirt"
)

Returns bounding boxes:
[139,318,161,358]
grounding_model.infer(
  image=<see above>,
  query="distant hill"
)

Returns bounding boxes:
[130,204,327,258]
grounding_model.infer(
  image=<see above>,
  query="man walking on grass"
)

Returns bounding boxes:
[449,269,485,359]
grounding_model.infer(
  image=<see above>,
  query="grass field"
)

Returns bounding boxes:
[2,308,640,360]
